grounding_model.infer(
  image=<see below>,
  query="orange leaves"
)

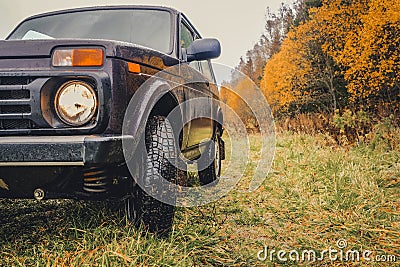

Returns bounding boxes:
[220,79,259,129]
[260,6,333,114]
[261,40,305,112]
[260,0,400,116]
[317,0,400,102]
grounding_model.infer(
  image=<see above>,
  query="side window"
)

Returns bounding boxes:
[180,23,193,49]
[181,21,201,72]
[200,60,214,81]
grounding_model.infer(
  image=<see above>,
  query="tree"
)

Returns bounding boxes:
[261,0,400,119]
[315,0,400,115]
[220,79,259,130]
[261,1,346,116]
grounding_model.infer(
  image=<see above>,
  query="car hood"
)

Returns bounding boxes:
[0,39,178,66]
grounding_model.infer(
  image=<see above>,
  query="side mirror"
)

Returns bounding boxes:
[186,38,221,62]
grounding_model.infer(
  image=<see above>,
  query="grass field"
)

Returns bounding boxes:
[0,132,399,266]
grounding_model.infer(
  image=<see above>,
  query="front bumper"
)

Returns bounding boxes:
[0,135,131,166]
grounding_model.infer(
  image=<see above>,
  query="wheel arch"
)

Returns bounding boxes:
[150,91,184,148]
[122,78,184,151]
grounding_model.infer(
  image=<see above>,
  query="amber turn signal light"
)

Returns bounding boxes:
[127,62,141,73]
[52,48,104,67]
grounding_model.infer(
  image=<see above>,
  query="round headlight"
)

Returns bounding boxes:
[55,81,97,126]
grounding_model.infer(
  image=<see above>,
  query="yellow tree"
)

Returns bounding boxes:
[261,30,308,114]
[314,0,400,113]
[220,79,259,130]
[263,0,400,117]
[344,0,400,111]
[261,8,344,115]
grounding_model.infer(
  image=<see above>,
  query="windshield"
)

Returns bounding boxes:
[8,9,172,53]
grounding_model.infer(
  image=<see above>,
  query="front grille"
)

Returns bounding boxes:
[0,77,36,86]
[0,76,36,131]
[0,105,31,114]
[0,119,37,130]
[0,90,30,100]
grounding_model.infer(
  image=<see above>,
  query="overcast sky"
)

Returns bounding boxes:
[0,0,292,68]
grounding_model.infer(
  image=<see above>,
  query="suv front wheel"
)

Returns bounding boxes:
[125,115,178,235]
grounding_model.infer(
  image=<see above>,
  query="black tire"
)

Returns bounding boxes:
[125,115,178,235]
[198,128,222,186]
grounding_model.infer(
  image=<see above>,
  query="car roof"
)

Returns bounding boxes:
[22,5,181,21]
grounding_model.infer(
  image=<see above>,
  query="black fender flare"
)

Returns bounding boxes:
[122,78,182,156]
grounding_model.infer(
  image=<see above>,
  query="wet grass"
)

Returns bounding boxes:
[0,132,399,266]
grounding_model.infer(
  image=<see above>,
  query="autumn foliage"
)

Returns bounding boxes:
[223,0,399,142]
[260,0,400,119]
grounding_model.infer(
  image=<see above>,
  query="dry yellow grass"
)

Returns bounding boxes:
[0,132,399,266]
